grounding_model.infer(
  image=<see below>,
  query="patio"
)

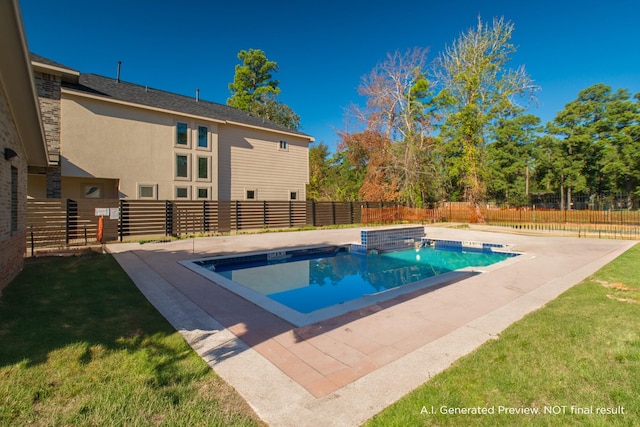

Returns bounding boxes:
[106,225,635,426]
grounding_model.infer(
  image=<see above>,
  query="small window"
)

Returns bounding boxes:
[10,166,18,233]
[84,185,101,198]
[197,188,208,199]
[290,191,297,200]
[198,126,208,148]
[176,122,188,145]
[246,189,256,200]
[176,154,189,178]
[197,156,208,179]
[279,140,288,150]
[138,184,156,199]
[176,187,189,199]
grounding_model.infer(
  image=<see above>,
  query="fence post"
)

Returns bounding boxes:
[119,199,124,242]
[165,200,173,236]
[65,199,77,245]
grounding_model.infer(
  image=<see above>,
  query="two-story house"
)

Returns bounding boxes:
[28,54,314,202]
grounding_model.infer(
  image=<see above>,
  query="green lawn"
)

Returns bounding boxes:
[0,253,264,426]
[366,243,640,426]
[3,245,639,426]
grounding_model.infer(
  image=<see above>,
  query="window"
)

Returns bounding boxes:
[197,126,208,148]
[290,191,298,200]
[175,187,189,199]
[176,154,189,178]
[197,188,209,199]
[10,166,18,233]
[279,140,288,150]
[138,184,157,199]
[84,185,101,198]
[246,189,256,200]
[176,122,188,145]
[197,156,208,179]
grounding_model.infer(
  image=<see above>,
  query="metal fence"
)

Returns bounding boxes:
[27,197,640,255]
[26,199,394,254]
[362,203,640,240]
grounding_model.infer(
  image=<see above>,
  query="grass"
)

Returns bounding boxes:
[0,253,264,426]
[366,243,640,426]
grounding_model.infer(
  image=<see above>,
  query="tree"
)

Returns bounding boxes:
[341,48,442,206]
[435,17,538,218]
[486,113,541,205]
[227,49,300,129]
[546,83,640,209]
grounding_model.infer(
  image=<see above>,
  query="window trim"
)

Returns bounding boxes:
[196,155,210,181]
[289,190,298,201]
[196,125,209,150]
[175,121,190,148]
[174,185,191,199]
[138,183,157,200]
[245,189,257,200]
[196,187,210,200]
[175,152,191,180]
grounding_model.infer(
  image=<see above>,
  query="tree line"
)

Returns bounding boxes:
[225,20,639,213]
[305,18,640,213]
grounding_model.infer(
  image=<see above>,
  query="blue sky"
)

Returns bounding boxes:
[20,0,640,151]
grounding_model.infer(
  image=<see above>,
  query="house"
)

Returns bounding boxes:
[0,0,50,291]
[28,55,314,202]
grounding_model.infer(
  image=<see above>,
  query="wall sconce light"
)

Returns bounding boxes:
[4,148,18,161]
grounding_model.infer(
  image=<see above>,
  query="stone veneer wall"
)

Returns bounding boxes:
[0,80,28,293]
[33,70,61,198]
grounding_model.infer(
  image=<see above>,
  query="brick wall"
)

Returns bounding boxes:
[0,80,28,293]
[33,71,61,198]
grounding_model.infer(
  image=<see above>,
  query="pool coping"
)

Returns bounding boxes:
[107,226,637,427]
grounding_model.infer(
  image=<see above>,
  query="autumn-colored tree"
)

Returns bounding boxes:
[341,48,442,206]
[338,130,397,201]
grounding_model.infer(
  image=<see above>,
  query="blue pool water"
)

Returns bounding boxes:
[208,246,515,314]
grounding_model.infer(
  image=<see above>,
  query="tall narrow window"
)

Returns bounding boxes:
[176,154,188,178]
[10,166,18,233]
[176,122,188,145]
[198,126,208,148]
[198,157,208,179]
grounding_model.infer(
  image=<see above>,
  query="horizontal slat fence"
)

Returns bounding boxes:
[27,199,640,254]
[26,199,372,253]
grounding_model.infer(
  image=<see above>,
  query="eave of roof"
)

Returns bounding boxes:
[0,1,49,167]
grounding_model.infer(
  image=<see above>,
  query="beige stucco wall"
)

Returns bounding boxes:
[61,93,219,200]
[60,91,310,201]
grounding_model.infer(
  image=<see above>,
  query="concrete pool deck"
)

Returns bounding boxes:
[106,226,636,427]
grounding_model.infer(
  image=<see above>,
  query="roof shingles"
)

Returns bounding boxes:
[62,73,312,139]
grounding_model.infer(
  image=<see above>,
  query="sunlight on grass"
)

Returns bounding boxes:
[0,253,264,426]
[366,244,640,426]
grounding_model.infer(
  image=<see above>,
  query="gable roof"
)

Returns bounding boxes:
[61,72,313,140]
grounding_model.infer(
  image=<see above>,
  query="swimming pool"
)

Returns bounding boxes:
[181,241,520,326]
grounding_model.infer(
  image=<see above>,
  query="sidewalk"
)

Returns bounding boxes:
[107,226,636,426]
